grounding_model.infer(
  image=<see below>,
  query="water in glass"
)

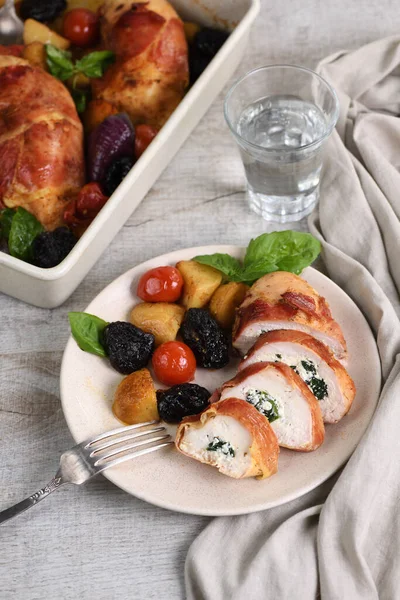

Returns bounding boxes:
[236,95,328,220]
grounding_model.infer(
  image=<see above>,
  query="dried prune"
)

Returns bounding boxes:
[32,227,76,268]
[157,383,210,423]
[188,48,210,85]
[180,308,229,369]
[102,321,155,375]
[193,28,229,58]
[20,0,67,23]
[103,156,134,196]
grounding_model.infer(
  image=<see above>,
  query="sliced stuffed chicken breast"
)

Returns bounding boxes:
[214,362,325,452]
[240,330,355,424]
[233,272,347,360]
[175,397,279,479]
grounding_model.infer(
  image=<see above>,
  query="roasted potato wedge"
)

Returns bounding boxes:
[130,302,185,347]
[23,42,47,70]
[209,282,249,329]
[23,19,70,49]
[176,260,222,309]
[113,368,158,425]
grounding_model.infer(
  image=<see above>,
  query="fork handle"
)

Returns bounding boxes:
[0,476,65,525]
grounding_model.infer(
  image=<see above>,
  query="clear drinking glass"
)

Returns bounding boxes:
[224,65,339,222]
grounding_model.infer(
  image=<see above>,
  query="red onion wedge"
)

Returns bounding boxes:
[87,113,135,184]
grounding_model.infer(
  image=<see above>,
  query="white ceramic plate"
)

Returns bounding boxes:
[60,246,381,516]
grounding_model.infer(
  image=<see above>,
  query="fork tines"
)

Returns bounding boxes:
[85,421,173,468]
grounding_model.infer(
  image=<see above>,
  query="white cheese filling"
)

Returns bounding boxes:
[245,351,328,400]
[180,414,252,476]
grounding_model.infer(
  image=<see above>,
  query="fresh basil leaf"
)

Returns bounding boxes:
[68,312,109,357]
[0,208,16,240]
[239,260,279,284]
[244,231,321,275]
[46,44,75,81]
[75,51,115,79]
[8,207,44,261]
[193,253,244,282]
[71,87,89,114]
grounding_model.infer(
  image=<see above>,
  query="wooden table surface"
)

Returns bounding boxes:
[1,2,400,598]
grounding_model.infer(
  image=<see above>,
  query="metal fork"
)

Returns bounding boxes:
[0,421,173,524]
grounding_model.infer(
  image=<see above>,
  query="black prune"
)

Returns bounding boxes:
[32,227,76,268]
[103,156,134,197]
[193,27,229,58]
[189,48,210,85]
[102,321,155,375]
[180,308,230,369]
[157,383,210,423]
[20,0,67,22]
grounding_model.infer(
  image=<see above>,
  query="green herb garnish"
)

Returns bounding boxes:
[246,389,280,423]
[300,360,317,374]
[292,360,328,401]
[71,87,89,114]
[309,377,328,400]
[8,207,44,261]
[206,437,235,457]
[75,51,116,78]
[194,231,321,285]
[45,45,115,113]
[68,312,109,357]
[0,208,16,240]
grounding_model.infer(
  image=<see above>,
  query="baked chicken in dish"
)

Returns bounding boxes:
[176,397,279,479]
[233,271,347,360]
[240,330,355,424]
[214,362,325,452]
[0,56,84,230]
[92,0,189,128]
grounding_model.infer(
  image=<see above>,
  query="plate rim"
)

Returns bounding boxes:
[60,245,381,516]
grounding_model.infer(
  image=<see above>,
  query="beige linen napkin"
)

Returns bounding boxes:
[185,35,400,600]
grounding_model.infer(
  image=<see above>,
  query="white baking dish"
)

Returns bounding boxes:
[0,0,260,308]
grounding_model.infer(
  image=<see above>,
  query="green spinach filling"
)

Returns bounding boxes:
[290,360,328,401]
[206,437,235,457]
[246,389,280,422]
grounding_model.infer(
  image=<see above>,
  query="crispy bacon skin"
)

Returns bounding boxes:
[0,57,84,230]
[281,291,317,316]
[176,397,279,479]
[233,271,347,358]
[93,0,189,129]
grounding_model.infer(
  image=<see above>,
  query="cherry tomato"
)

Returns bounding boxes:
[76,182,108,219]
[63,8,99,47]
[134,124,158,159]
[137,266,183,302]
[152,341,196,386]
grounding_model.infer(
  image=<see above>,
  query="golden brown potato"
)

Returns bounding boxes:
[83,99,119,133]
[209,282,249,329]
[22,42,47,71]
[23,19,70,49]
[130,302,185,347]
[183,21,201,44]
[176,261,222,309]
[113,368,159,425]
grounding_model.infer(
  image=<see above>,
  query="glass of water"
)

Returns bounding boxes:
[224,65,339,222]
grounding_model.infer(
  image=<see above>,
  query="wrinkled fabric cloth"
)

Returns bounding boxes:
[185,36,400,600]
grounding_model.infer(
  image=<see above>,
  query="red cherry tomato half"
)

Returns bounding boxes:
[152,341,196,386]
[76,182,108,219]
[63,8,99,47]
[134,124,158,159]
[137,266,183,302]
